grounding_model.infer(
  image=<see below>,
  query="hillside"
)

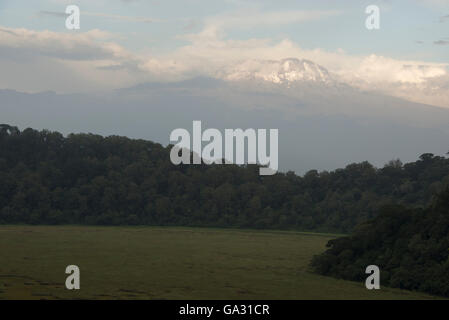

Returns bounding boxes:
[1,124,448,232]
[311,187,449,297]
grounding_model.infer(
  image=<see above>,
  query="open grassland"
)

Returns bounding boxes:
[0,226,441,300]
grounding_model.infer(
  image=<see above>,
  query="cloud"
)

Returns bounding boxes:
[440,14,449,22]
[204,10,342,30]
[416,0,449,7]
[38,10,157,23]
[39,11,67,18]
[0,25,133,61]
[0,24,150,66]
[83,12,157,23]
[0,25,147,92]
[344,55,447,85]
[434,39,449,45]
[338,55,449,107]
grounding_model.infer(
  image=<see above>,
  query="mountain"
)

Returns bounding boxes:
[222,58,334,85]
[1,57,449,174]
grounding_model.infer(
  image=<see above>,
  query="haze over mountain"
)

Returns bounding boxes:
[2,57,448,174]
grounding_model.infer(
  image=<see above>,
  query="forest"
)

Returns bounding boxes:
[311,187,449,297]
[1,124,449,233]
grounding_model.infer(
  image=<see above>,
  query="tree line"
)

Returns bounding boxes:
[1,124,448,233]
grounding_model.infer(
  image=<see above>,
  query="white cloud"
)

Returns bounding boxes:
[0,26,120,60]
[340,55,447,85]
[203,9,342,30]
[0,25,147,92]
[39,10,159,23]
[416,0,449,6]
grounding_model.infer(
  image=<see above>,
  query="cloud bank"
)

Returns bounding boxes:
[0,19,448,107]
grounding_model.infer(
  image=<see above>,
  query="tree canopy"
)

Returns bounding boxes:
[311,187,449,297]
[1,125,448,233]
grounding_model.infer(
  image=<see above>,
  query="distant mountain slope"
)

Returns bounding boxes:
[1,70,449,174]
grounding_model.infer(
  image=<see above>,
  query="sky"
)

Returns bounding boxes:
[0,0,448,106]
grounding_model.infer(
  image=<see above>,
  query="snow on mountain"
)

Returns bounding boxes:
[219,57,449,109]
[221,58,334,85]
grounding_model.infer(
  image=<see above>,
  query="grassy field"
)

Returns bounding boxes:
[0,225,441,300]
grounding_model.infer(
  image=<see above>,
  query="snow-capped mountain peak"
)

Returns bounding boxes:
[222,58,333,85]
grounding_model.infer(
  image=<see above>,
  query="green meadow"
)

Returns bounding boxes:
[0,226,440,300]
